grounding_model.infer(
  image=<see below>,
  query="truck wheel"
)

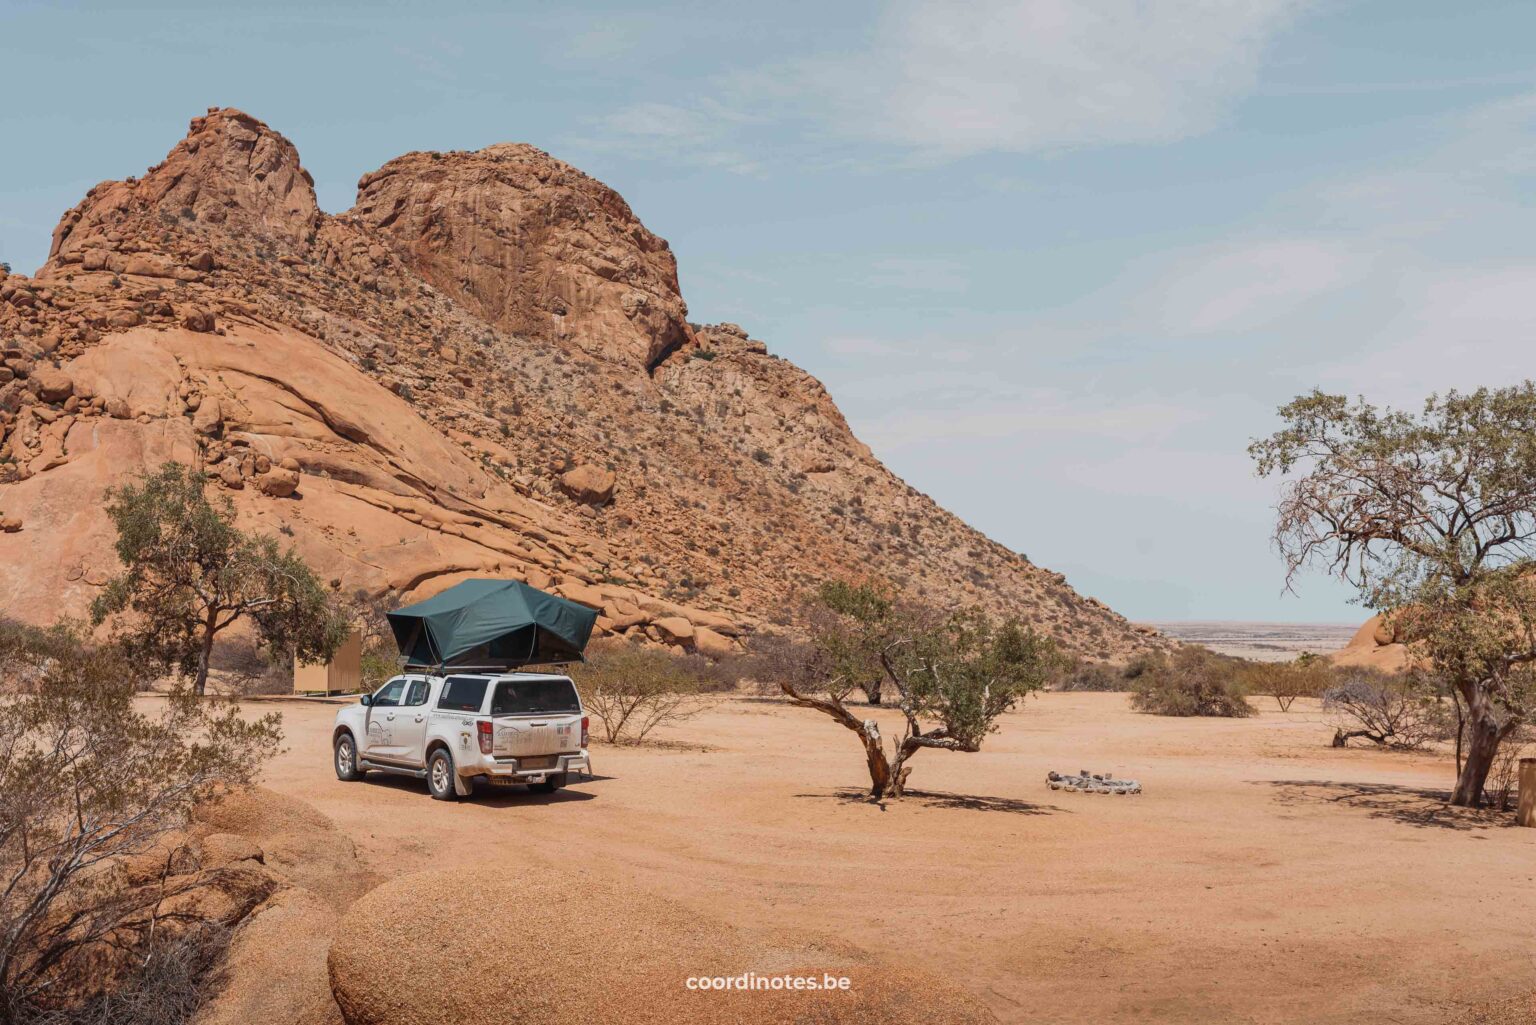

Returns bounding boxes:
[334,732,364,782]
[427,748,458,801]
[531,772,567,794]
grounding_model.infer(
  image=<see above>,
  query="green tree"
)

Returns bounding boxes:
[813,579,895,705]
[782,592,1063,800]
[92,462,348,696]
[1251,387,1536,806]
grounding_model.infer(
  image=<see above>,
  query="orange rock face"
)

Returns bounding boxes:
[1330,614,1410,673]
[0,108,1167,661]
[353,143,694,370]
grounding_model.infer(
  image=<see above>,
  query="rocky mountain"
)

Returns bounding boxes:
[0,108,1165,661]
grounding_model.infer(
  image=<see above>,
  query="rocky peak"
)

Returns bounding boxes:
[350,142,694,370]
[47,108,318,266]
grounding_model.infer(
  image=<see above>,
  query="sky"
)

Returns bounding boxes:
[4,1,1536,623]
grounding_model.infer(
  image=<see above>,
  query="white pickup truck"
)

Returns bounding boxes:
[332,672,590,800]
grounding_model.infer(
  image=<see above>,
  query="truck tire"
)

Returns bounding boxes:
[427,748,458,801]
[530,772,567,794]
[334,732,364,782]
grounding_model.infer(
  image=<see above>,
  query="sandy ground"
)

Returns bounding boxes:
[252,692,1536,1024]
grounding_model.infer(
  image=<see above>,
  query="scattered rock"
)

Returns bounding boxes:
[1046,770,1141,795]
[559,464,616,505]
[32,366,72,403]
[183,307,216,332]
[653,616,695,645]
[193,395,223,436]
[256,466,299,497]
[692,625,736,660]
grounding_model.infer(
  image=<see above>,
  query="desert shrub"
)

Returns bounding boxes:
[570,642,707,744]
[1242,657,1332,712]
[0,620,281,1022]
[1482,725,1532,811]
[1121,652,1163,680]
[1322,670,1450,749]
[1058,660,1129,692]
[1129,648,1255,717]
[26,924,229,1025]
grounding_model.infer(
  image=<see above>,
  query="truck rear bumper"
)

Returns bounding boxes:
[465,752,590,783]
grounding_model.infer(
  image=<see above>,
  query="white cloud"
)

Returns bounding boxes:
[573,0,1311,168]
[1325,263,1536,401]
[1154,239,1364,334]
[788,0,1309,157]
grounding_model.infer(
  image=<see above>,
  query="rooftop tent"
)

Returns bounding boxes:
[386,579,598,670]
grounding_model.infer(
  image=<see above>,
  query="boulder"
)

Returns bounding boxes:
[193,395,223,436]
[692,626,737,661]
[256,466,299,498]
[218,459,244,489]
[559,464,616,505]
[559,580,606,611]
[32,366,72,403]
[653,616,694,645]
[0,516,21,533]
[182,307,216,332]
[328,870,998,1025]
[196,832,265,870]
[197,887,342,1025]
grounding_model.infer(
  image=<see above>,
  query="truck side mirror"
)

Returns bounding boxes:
[359,693,372,706]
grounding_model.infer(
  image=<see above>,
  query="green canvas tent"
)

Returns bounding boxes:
[386,579,598,670]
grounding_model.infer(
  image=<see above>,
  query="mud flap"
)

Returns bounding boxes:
[453,773,472,797]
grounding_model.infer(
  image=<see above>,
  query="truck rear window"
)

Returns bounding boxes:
[437,676,489,712]
[491,679,580,715]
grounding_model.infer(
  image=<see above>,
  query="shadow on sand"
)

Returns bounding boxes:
[359,771,610,806]
[797,787,1066,815]
[1258,779,1514,831]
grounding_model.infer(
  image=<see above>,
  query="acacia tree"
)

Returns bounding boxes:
[1251,387,1536,806]
[812,579,895,705]
[92,462,348,695]
[780,586,1062,800]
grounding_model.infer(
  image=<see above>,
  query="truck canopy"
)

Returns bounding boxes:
[386,579,597,670]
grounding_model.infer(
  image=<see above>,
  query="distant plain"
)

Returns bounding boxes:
[1150,621,1359,662]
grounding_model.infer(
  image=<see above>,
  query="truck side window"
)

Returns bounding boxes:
[404,680,429,706]
[372,679,406,707]
[437,676,489,712]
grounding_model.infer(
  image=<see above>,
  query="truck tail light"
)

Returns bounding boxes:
[581,716,589,748]
[477,720,493,755]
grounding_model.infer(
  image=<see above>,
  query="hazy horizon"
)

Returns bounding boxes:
[5,1,1535,623]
